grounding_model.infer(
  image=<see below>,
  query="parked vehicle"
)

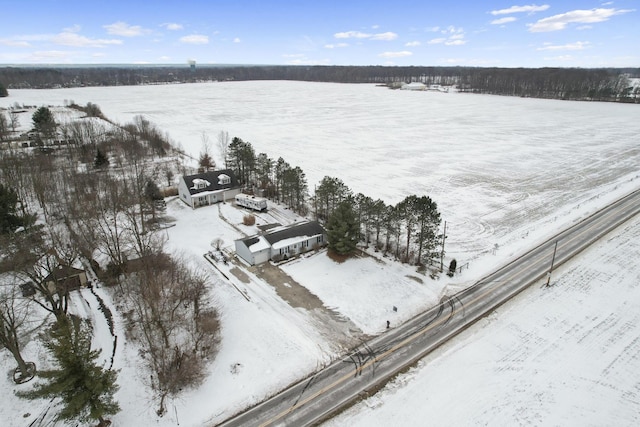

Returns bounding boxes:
[235,193,268,212]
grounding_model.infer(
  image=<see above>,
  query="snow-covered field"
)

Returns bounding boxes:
[3,81,638,268]
[1,82,639,426]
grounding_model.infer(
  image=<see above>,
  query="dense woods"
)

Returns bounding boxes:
[1,65,638,102]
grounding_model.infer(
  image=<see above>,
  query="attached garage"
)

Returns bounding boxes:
[235,236,271,266]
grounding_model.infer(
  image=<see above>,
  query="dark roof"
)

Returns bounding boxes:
[257,223,282,232]
[263,221,325,245]
[43,265,85,283]
[241,236,261,247]
[182,169,240,196]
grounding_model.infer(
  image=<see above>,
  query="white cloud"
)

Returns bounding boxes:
[103,21,149,37]
[334,30,398,41]
[63,24,82,33]
[543,54,575,61]
[325,43,348,49]
[528,8,634,32]
[378,51,412,58]
[162,23,183,31]
[334,31,370,39]
[537,41,591,51]
[0,39,31,47]
[491,17,518,25]
[405,41,421,47]
[28,50,72,61]
[491,4,550,15]
[427,27,466,46]
[180,34,209,44]
[283,54,330,65]
[51,32,122,47]
[442,26,464,35]
[426,26,440,32]
[233,37,241,43]
[371,32,398,41]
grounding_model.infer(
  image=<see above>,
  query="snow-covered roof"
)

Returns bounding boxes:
[271,235,316,250]
[248,236,271,252]
[401,82,426,90]
[181,169,239,195]
[191,178,211,189]
[263,221,325,246]
[238,221,325,254]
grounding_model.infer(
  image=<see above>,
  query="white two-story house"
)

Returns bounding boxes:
[178,169,242,208]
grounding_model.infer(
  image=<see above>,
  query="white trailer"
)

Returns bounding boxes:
[235,194,268,212]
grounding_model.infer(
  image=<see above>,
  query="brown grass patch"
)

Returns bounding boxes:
[327,249,352,263]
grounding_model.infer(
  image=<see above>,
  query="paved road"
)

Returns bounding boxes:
[218,188,640,427]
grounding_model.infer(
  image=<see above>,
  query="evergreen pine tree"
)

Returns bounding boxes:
[0,183,24,234]
[326,200,360,256]
[32,106,56,138]
[18,317,120,426]
[198,152,215,171]
[94,148,109,169]
[0,81,8,97]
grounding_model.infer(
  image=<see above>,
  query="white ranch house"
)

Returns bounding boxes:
[235,221,326,265]
[178,169,242,208]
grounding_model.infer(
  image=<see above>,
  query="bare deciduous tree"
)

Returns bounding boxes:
[217,130,230,168]
[119,253,219,416]
[0,281,37,383]
[9,110,19,132]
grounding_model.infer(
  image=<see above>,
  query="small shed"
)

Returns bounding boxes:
[43,265,88,295]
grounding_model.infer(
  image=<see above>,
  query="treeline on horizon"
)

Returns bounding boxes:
[1,65,639,102]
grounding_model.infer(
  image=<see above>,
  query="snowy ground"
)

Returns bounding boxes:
[1,82,639,426]
[325,215,640,427]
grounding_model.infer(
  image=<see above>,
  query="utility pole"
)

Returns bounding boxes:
[545,240,558,287]
[440,221,447,272]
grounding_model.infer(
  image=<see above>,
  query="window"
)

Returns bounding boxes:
[218,174,231,185]
[192,178,209,190]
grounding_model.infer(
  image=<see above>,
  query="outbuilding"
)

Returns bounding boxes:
[43,264,88,295]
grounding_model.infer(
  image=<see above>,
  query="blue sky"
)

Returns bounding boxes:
[0,1,637,67]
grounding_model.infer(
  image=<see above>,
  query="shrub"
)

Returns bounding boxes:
[448,258,457,277]
[161,187,178,197]
[243,214,256,226]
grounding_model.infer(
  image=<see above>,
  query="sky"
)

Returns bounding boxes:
[0,1,637,68]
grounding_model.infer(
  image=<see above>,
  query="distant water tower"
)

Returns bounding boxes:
[188,59,196,72]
